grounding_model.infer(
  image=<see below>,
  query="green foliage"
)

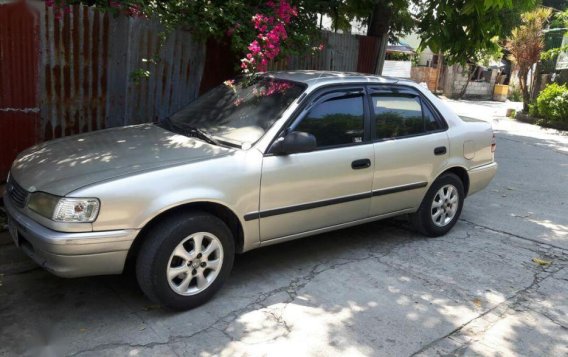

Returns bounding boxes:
[549,8,568,29]
[386,52,412,61]
[509,84,523,102]
[529,102,538,116]
[130,68,150,84]
[417,0,537,65]
[541,44,568,61]
[534,83,568,129]
[541,9,568,61]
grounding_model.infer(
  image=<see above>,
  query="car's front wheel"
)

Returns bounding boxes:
[411,173,464,237]
[136,212,235,310]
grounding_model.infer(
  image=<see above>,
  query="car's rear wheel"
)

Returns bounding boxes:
[136,212,235,310]
[411,173,464,237]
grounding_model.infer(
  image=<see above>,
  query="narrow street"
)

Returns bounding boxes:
[1,100,567,357]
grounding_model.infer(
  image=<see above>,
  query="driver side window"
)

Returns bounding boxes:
[294,94,365,148]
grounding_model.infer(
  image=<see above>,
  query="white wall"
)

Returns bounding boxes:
[382,60,412,78]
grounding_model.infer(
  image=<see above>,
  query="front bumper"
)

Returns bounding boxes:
[4,194,139,278]
[467,162,498,197]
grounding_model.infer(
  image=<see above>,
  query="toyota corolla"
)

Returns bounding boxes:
[4,71,497,310]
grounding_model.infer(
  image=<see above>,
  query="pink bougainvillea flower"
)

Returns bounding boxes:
[240,1,298,75]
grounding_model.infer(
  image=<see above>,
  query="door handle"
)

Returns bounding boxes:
[434,146,447,155]
[352,159,371,170]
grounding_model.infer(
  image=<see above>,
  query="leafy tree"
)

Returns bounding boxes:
[312,0,536,74]
[507,8,553,112]
[417,0,536,66]
[49,0,538,80]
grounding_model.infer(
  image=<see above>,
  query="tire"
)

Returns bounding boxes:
[136,211,235,310]
[410,173,465,237]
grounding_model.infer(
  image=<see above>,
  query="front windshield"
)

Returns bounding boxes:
[166,76,306,147]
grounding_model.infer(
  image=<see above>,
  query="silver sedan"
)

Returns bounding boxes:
[4,71,497,310]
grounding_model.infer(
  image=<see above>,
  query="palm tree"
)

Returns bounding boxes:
[506,8,552,112]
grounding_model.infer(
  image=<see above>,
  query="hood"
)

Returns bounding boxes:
[10,124,233,196]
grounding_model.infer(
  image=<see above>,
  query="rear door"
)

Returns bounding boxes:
[368,85,450,216]
[259,87,375,241]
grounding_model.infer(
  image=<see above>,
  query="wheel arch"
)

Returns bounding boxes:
[125,201,245,273]
[437,166,470,196]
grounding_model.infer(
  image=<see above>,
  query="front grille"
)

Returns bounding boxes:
[6,175,29,208]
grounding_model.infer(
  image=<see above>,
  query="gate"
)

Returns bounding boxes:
[0,1,40,180]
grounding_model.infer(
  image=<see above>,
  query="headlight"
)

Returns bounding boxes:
[53,198,100,223]
[28,193,100,223]
[28,192,60,219]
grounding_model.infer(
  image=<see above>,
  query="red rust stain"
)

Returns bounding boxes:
[82,6,90,129]
[185,62,190,83]
[162,62,169,97]
[72,5,81,131]
[357,36,379,74]
[91,10,100,131]
[62,10,72,133]
[82,7,90,84]
[100,12,109,129]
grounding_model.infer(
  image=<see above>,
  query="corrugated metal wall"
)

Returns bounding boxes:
[324,32,359,72]
[40,3,205,140]
[41,5,109,139]
[0,1,204,179]
[0,1,40,180]
[269,31,361,72]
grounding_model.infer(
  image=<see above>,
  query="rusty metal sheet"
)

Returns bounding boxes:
[357,35,379,74]
[0,1,40,180]
[41,4,109,140]
[199,39,237,95]
[38,3,205,137]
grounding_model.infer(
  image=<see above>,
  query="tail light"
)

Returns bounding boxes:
[491,132,496,153]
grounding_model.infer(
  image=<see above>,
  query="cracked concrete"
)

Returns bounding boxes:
[0,99,567,356]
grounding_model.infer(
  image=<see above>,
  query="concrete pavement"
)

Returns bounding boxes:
[0,99,566,356]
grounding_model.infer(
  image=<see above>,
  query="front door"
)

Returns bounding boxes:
[259,88,374,241]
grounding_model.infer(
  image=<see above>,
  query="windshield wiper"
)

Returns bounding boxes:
[159,117,220,146]
[185,126,220,146]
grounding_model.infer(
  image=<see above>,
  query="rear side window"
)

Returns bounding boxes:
[372,95,440,139]
[295,94,364,148]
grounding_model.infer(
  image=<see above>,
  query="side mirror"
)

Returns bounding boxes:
[270,131,317,155]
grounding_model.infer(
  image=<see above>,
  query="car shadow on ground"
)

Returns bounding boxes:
[2,215,566,356]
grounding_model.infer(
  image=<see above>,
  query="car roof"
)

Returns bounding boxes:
[265,70,416,87]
